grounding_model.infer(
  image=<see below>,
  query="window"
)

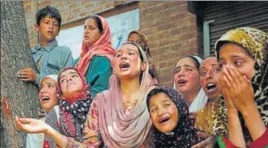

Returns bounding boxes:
[56,8,140,59]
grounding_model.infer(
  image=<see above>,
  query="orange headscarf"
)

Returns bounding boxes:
[75,15,116,76]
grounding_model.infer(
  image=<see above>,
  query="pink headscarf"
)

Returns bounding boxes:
[95,43,155,147]
[75,15,116,76]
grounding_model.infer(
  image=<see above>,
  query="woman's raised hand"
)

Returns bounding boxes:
[219,66,237,113]
[221,66,255,115]
[15,116,49,134]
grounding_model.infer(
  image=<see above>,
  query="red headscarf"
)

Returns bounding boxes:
[75,15,116,76]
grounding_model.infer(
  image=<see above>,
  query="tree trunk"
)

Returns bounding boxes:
[1,1,39,148]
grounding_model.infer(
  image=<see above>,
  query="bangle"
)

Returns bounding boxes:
[217,137,226,148]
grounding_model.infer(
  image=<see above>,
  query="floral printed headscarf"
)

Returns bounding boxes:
[146,86,200,148]
[44,68,92,148]
[215,27,268,142]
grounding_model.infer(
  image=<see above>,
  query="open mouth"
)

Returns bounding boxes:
[159,117,170,124]
[41,96,50,102]
[177,79,188,86]
[47,31,53,35]
[119,63,130,70]
[206,83,217,92]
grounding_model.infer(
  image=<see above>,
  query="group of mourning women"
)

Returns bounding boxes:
[16,15,268,148]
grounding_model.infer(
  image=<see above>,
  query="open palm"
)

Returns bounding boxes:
[15,116,48,134]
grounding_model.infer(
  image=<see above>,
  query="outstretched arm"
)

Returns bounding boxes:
[16,100,102,148]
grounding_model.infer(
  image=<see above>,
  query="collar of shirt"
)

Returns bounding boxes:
[31,39,57,54]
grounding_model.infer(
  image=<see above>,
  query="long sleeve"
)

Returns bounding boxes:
[249,128,268,148]
[60,46,73,68]
[217,128,268,148]
[66,100,102,148]
[84,56,112,98]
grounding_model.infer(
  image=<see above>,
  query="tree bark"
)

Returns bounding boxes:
[1,1,39,148]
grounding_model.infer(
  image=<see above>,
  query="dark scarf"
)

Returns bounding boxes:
[43,88,92,148]
[43,68,93,148]
[147,87,200,148]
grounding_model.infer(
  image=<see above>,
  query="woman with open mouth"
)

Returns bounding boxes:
[16,43,155,148]
[146,86,200,148]
[173,55,208,113]
[16,68,92,148]
[195,56,228,137]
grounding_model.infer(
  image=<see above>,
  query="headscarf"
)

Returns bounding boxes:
[128,30,159,82]
[44,68,93,148]
[146,86,200,148]
[41,74,58,84]
[26,75,59,148]
[94,42,155,148]
[173,55,208,112]
[215,27,268,142]
[75,15,116,76]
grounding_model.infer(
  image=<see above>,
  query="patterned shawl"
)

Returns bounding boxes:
[44,68,93,148]
[215,27,268,142]
[94,43,155,148]
[146,86,200,148]
[75,15,116,76]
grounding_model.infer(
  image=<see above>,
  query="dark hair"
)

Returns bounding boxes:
[183,55,201,69]
[122,42,144,62]
[127,30,151,57]
[36,6,62,31]
[146,88,171,110]
[203,55,217,60]
[216,41,253,61]
[87,15,103,33]
[121,42,145,82]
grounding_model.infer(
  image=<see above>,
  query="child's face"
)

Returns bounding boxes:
[39,77,57,111]
[35,16,59,42]
[59,69,83,98]
[149,92,179,133]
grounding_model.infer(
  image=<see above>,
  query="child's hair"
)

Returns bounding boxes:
[146,88,169,110]
[36,6,62,31]
[87,15,103,34]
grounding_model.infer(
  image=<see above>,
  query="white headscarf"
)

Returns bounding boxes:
[43,74,58,82]
[173,55,208,113]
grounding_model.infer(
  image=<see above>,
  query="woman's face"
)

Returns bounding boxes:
[39,77,57,111]
[59,69,83,98]
[149,92,179,133]
[114,44,145,80]
[83,18,102,47]
[200,57,222,99]
[219,43,255,79]
[173,57,200,95]
[128,33,146,50]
